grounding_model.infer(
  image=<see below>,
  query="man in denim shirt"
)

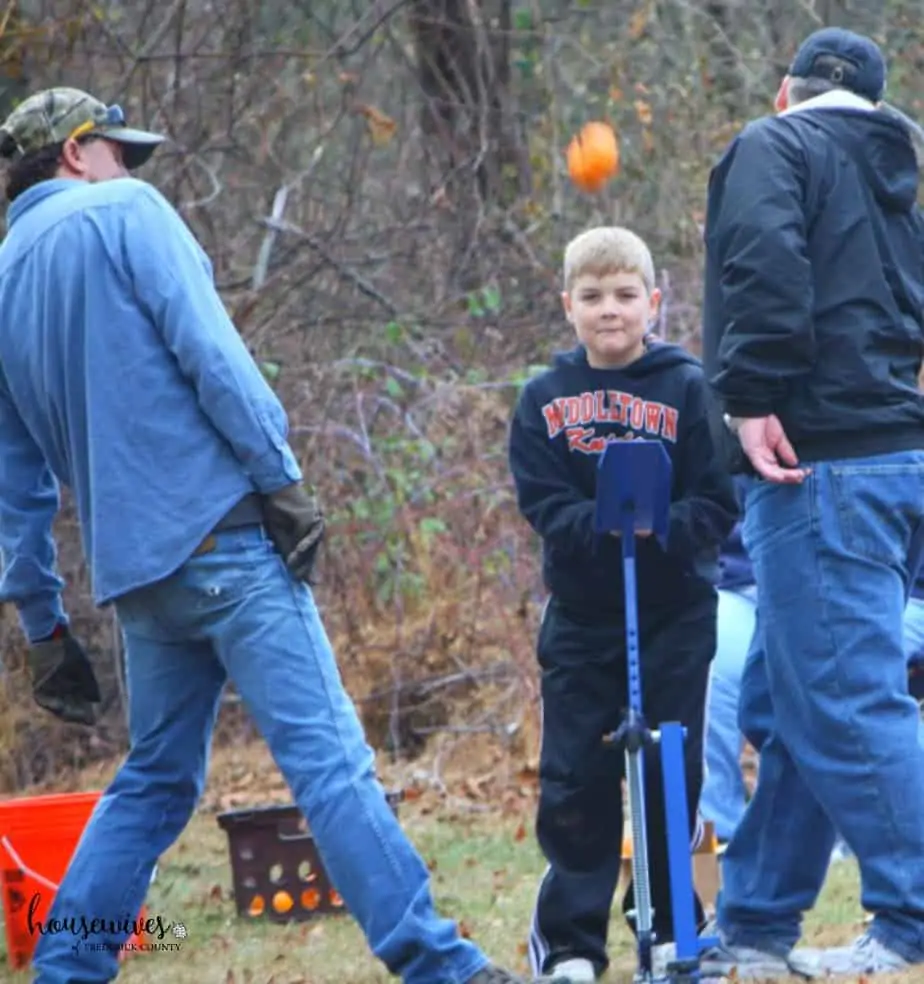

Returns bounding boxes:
[0,87,535,984]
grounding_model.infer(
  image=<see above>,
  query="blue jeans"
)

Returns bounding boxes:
[32,526,488,984]
[700,587,757,842]
[716,453,924,964]
[905,600,924,667]
[701,592,924,844]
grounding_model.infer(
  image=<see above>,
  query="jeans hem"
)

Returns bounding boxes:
[869,921,924,966]
[718,920,797,958]
[451,951,490,983]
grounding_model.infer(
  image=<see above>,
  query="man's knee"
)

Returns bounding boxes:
[111,753,205,829]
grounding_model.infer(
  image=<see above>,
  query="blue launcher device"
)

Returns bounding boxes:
[594,439,718,984]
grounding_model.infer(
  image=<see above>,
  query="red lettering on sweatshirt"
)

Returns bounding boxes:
[540,389,679,447]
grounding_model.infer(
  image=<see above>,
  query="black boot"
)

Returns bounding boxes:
[465,964,573,984]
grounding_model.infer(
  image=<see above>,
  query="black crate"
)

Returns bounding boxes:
[217,790,403,923]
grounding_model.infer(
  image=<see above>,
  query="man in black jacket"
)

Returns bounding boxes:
[701,27,924,980]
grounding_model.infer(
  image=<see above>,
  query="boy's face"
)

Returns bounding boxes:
[562,270,661,369]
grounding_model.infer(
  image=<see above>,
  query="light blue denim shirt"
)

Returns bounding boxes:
[0,177,301,641]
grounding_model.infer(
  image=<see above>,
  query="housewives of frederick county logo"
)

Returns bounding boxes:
[25,892,186,954]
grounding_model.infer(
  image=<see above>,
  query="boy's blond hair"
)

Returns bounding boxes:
[562,226,656,294]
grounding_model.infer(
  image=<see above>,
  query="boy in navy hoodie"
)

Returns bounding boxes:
[510,227,739,983]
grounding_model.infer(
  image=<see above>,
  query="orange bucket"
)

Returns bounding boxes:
[0,790,146,970]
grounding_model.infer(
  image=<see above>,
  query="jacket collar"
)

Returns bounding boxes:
[779,88,876,117]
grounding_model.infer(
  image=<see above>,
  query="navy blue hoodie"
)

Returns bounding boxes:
[702,100,924,467]
[509,340,739,620]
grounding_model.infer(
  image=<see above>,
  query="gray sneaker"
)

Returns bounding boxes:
[816,931,909,976]
[651,943,725,983]
[539,957,595,982]
[698,923,822,980]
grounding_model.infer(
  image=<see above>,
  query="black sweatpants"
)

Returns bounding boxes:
[527,591,717,977]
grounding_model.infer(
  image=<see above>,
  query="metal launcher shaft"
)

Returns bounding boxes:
[594,440,713,982]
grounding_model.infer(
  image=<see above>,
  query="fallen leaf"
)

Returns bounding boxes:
[463,778,483,800]
[429,186,453,211]
[513,821,527,842]
[518,762,539,781]
[628,6,648,40]
[634,99,653,126]
[355,103,397,146]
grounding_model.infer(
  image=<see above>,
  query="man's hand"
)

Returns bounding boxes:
[262,482,326,583]
[28,626,101,726]
[733,415,810,484]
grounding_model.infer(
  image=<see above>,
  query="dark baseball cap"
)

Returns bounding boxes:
[789,27,886,103]
[0,87,165,170]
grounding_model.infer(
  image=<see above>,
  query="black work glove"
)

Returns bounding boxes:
[262,483,326,583]
[28,626,101,726]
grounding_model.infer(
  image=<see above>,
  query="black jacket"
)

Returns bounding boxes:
[508,341,739,620]
[702,104,924,465]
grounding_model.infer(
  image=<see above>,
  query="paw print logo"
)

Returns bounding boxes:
[172,923,187,940]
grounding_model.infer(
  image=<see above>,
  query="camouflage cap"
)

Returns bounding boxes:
[0,87,165,170]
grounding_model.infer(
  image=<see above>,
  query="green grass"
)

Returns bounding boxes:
[0,799,912,983]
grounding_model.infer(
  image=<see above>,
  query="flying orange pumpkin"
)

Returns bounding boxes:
[566,121,620,193]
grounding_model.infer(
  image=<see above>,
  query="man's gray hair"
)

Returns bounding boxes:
[786,75,840,106]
